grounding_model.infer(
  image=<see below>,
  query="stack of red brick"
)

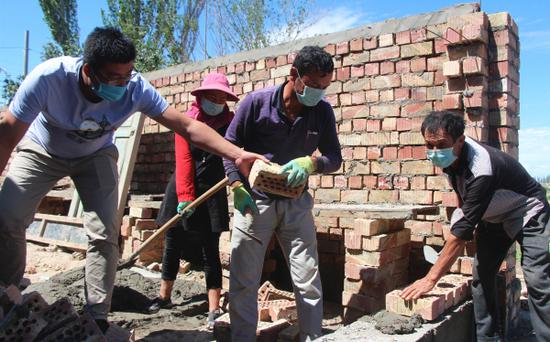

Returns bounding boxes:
[214,281,300,342]
[342,218,410,321]
[120,195,163,265]
[386,273,472,321]
[0,285,132,341]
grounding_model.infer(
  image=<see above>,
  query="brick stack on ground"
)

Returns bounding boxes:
[342,218,410,322]
[0,285,132,341]
[120,194,163,266]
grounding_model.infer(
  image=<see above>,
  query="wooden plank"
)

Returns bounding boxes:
[34,213,84,225]
[26,236,86,252]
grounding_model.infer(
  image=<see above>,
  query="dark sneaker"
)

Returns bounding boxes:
[147,297,173,314]
[206,309,222,330]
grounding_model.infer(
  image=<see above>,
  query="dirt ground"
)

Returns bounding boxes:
[23,242,536,341]
[23,241,342,341]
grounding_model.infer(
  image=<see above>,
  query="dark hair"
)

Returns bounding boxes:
[292,46,334,76]
[421,111,465,141]
[83,27,136,70]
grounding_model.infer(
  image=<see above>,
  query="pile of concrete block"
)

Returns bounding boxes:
[214,281,299,342]
[0,284,133,341]
[385,273,472,321]
[120,194,163,265]
[342,218,411,322]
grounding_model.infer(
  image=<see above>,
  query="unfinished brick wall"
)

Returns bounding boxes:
[136,0,517,283]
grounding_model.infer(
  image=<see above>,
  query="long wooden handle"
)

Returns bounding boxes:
[123,176,229,263]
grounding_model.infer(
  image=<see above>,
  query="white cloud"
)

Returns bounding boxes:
[268,7,378,45]
[519,127,550,178]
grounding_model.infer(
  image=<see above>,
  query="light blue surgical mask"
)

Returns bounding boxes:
[201,98,225,116]
[92,82,127,102]
[427,147,457,168]
[295,72,326,107]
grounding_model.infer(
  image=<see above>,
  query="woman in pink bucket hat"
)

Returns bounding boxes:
[148,73,238,329]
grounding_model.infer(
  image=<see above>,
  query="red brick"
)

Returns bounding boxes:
[383,147,398,160]
[396,60,410,73]
[336,41,350,55]
[435,38,447,53]
[382,117,397,131]
[411,176,426,190]
[334,175,347,189]
[491,29,517,50]
[402,102,432,116]
[380,61,395,75]
[393,176,409,189]
[462,24,488,43]
[364,175,378,189]
[350,38,363,52]
[324,44,336,55]
[344,231,362,250]
[321,176,334,188]
[350,65,365,77]
[410,57,426,72]
[353,118,367,131]
[444,27,462,44]
[396,31,411,45]
[412,146,427,160]
[398,145,412,159]
[353,147,367,159]
[442,191,458,207]
[404,220,433,235]
[394,87,410,100]
[362,228,411,251]
[336,67,351,80]
[353,219,388,237]
[351,91,366,105]
[411,87,427,101]
[367,119,381,132]
[442,94,463,110]
[367,147,381,160]
[463,56,487,76]
[379,33,394,47]
[378,176,393,190]
[349,176,363,189]
[364,63,380,76]
[459,256,474,275]
[386,289,446,321]
[363,37,378,50]
[411,28,427,42]
[370,46,400,61]
[463,89,486,108]
[443,60,462,78]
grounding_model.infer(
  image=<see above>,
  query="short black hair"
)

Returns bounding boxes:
[83,27,136,70]
[421,111,465,141]
[292,46,334,76]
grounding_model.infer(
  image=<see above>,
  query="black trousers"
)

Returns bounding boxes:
[472,209,550,341]
[161,224,222,290]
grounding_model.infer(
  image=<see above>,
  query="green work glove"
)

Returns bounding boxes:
[279,156,315,187]
[177,201,194,218]
[232,184,258,216]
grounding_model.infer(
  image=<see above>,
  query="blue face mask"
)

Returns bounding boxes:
[295,73,326,107]
[201,98,225,116]
[92,82,127,102]
[427,147,457,168]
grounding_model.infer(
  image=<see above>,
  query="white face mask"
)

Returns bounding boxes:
[201,98,225,116]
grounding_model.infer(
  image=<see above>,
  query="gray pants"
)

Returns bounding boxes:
[473,209,550,341]
[0,138,119,320]
[229,192,323,342]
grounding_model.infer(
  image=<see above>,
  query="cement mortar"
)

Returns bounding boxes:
[372,311,423,335]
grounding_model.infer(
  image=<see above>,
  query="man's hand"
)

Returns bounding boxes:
[400,277,437,300]
[279,156,315,187]
[232,183,258,215]
[177,201,195,218]
[235,151,269,179]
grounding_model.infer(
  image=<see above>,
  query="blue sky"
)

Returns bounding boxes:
[1,1,549,177]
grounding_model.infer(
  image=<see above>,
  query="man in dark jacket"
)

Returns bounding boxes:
[401,111,550,341]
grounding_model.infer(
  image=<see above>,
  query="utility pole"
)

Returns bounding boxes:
[204,0,207,60]
[23,30,29,77]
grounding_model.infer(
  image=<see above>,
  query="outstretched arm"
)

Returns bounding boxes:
[0,111,30,174]
[153,106,267,178]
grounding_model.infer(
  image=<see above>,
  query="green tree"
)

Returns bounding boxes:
[102,0,205,72]
[1,76,23,105]
[39,0,81,60]
[208,0,313,56]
